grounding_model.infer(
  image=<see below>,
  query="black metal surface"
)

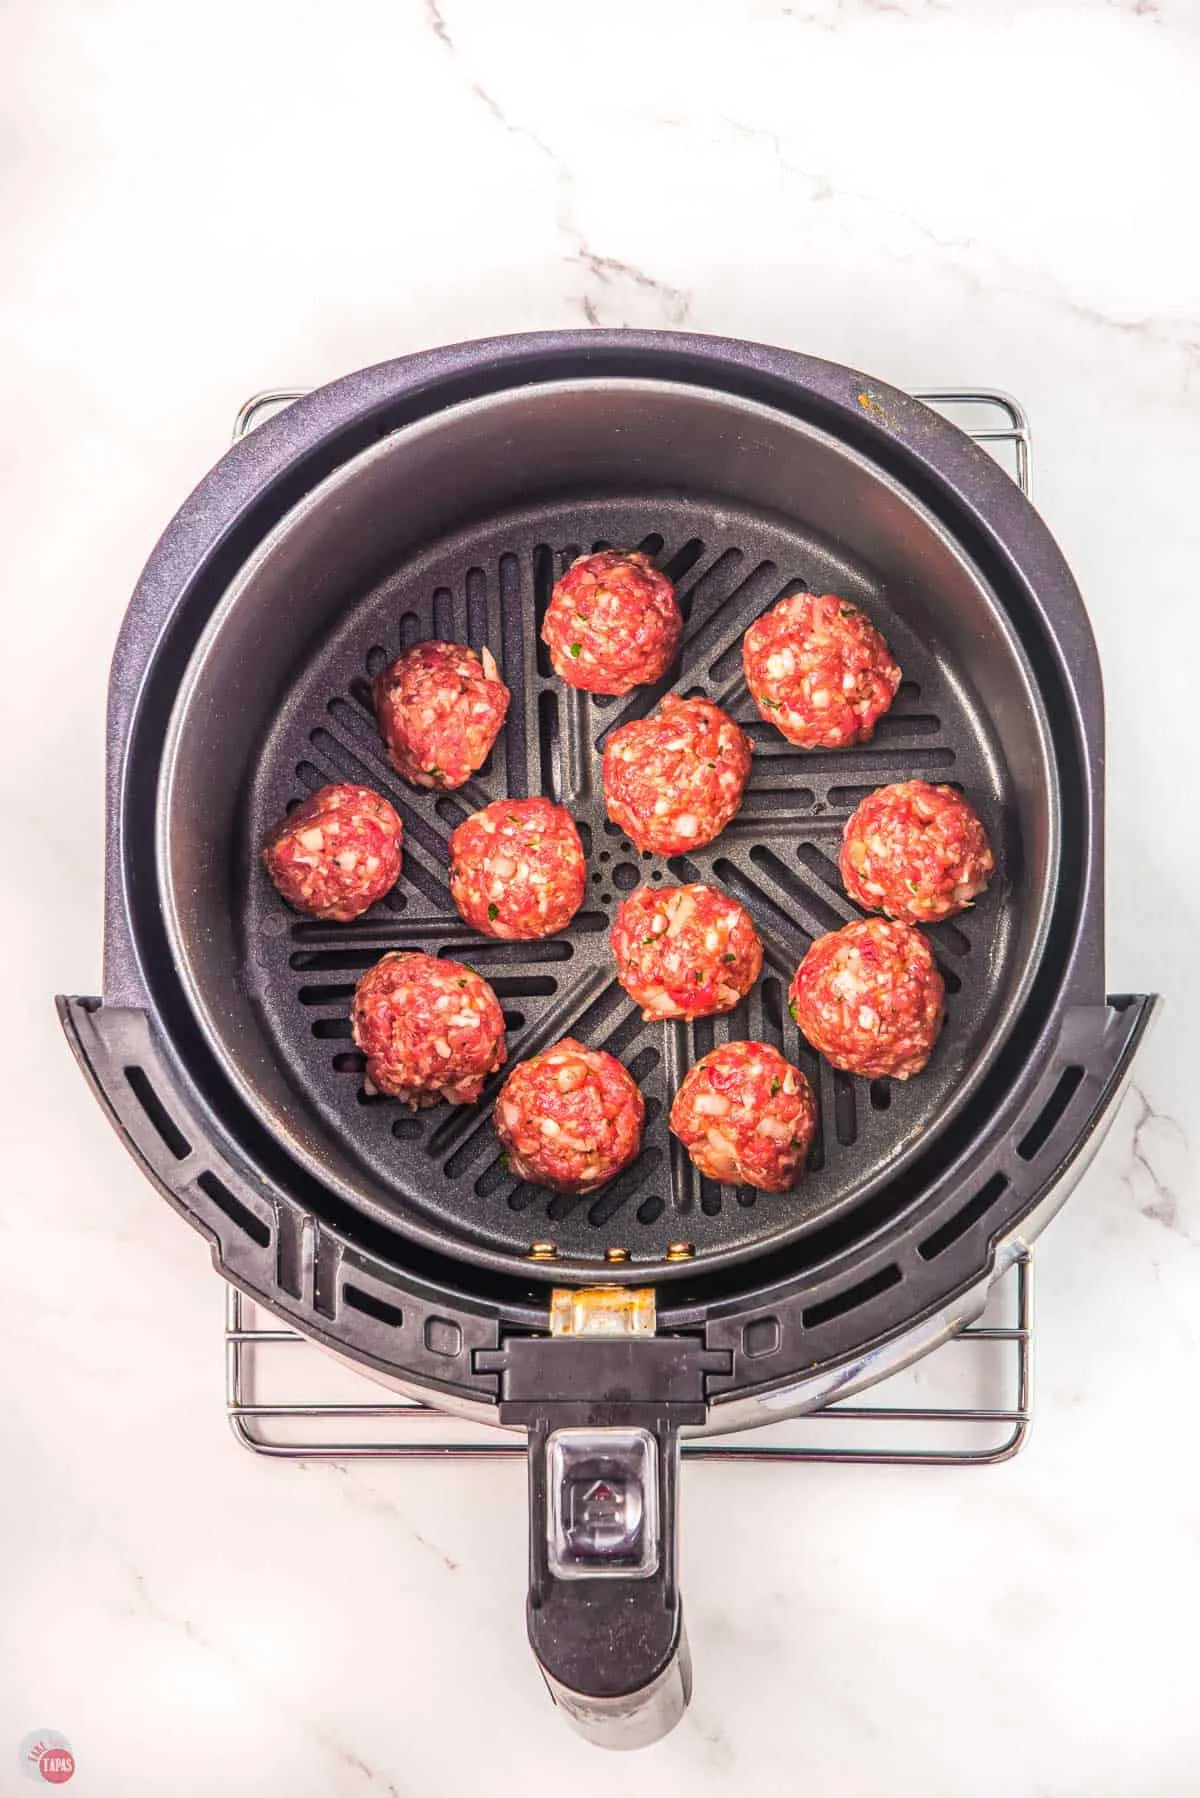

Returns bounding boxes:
[243,496,1019,1266]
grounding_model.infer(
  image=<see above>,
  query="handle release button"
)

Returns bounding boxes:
[546,1428,660,1580]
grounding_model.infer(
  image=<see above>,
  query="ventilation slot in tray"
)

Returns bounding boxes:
[919,1172,1010,1261]
[343,1283,405,1329]
[802,1263,902,1330]
[124,1065,191,1161]
[1017,1065,1085,1162]
[196,1170,271,1248]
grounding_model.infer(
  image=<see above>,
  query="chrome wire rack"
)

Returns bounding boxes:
[224,384,1035,1471]
[226,1250,1030,1465]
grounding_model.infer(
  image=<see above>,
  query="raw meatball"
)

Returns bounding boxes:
[374,640,509,789]
[493,1038,645,1194]
[610,884,763,1021]
[743,592,901,748]
[603,694,752,854]
[262,783,403,922]
[351,952,506,1107]
[542,549,682,695]
[788,918,944,1080]
[840,780,995,924]
[670,1042,818,1193]
[450,798,586,940]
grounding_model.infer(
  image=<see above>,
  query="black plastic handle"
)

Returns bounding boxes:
[481,1334,731,1749]
[527,1415,688,1748]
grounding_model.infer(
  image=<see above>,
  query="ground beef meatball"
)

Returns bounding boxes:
[351,952,506,1107]
[493,1038,645,1193]
[788,918,944,1080]
[449,798,586,939]
[743,592,901,748]
[374,640,509,789]
[670,1042,818,1192]
[603,694,752,854]
[542,549,682,695]
[839,780,995,925]
[262,783,403,921]
[610,884,763,1021]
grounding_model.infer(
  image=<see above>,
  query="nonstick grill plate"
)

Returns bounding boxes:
[239,492,1019,1268]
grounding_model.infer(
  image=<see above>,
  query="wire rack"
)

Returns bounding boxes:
[224,383,1035,1470]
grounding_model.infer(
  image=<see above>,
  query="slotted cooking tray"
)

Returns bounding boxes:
[237,497,1022,1269]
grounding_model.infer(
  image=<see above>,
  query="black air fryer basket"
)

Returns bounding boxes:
[60,333,1155,1748]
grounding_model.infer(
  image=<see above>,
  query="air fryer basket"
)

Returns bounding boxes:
[158,380,1055,1278]
[60,333,1155,1748]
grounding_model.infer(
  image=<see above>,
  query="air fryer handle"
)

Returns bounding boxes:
[525,1413,689,1749]
[483,1334,728,1749]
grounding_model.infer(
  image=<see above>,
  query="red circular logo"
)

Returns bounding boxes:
[17,1732,75,1786]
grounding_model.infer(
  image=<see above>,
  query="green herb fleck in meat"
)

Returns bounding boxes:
[770,1076,782,1096]
[788,999,798,1022]
[488,902,499,920]
[723,953,737,965]
[569,642,582,658]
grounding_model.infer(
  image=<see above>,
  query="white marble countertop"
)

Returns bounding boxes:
[3,0,1199,1792]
